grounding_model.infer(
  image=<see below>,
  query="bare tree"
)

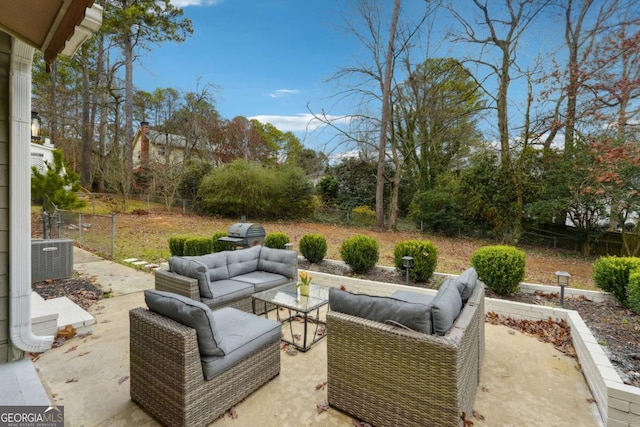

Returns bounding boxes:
[447,0,551,168]
[310,0,428,229]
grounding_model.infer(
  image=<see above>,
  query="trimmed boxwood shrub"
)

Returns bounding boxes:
[299,234,327,264]
[168,236,189,256]
[264,232,290,249]
[628,268,640,314]
[393,240,438,282]
[340,235,379,274]
[593,256,640,307]
[471,245,525,296]
[183,237,213,256]
[211,231,234,253]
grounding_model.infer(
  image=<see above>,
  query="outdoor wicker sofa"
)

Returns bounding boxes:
[130,290,282,427]
[327,268,485,427]
[155,245,298,313]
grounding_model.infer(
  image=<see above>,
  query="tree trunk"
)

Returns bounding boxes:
[124,33,134,199]
[375,0,401,230]
[80,46,92,189]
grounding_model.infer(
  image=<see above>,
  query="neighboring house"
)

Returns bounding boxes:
[0,1,102,367]
[30,139,56,174]
[132,121,189,169]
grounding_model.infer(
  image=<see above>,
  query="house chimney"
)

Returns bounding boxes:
[140,121,150,163]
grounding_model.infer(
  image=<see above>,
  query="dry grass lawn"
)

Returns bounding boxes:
[112,213,597,290]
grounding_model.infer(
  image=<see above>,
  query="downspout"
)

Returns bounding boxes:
[9,38,54,353]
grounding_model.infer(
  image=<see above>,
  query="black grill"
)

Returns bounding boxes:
[218,223,266,248]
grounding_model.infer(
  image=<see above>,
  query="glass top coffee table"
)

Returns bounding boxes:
[252,283,330,352]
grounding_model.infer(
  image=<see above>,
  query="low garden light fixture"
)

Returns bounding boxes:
[402,256,414,285]
[555,271,571,307]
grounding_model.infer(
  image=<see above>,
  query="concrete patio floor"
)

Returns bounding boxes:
[31,249,603,426]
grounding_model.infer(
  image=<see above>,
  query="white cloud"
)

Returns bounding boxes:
[170,0,222,7]
[249,114,350,132]
[267,89,301,98]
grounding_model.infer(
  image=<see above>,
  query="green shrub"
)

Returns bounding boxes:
[593,256,640,307]
[168,236,190,256]
[211,231,234,253]
[628,269,640,314]
[352,205,376,227]
[264,232,290,249]
[340,235,379,274]
[183,237,213,256]
[299,234,327,264]
[471,245,525,296]
[393,240,438,282]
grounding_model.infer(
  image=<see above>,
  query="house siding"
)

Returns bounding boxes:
[0,31,10,363]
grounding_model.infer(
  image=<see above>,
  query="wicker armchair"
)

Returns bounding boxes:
[326,283,485,427]
[129,307,280,427]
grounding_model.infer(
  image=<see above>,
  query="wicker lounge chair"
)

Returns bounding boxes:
[326,281,485,427]
[130,303,281,427]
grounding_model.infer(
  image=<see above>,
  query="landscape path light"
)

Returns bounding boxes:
[402,256,414,285]
[555,271,571,307]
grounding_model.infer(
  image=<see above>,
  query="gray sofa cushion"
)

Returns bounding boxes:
[390,290,435,306]
[232,271,291,292]
[454,267,478,305]
[227,245,261,277]
[329,288,432,334]
[144,289,225,357]
[257,247,297,279]
[168,256,213,299]
[431,280,463,335]
[205,279,255,309]
[201,307,281,380]
[190,252,230,282]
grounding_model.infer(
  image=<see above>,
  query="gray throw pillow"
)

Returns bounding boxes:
[168,256,213,299]
[144,289,225,357]
[431,281,463,335]
[329,288,432,334]
[454,267,478,305]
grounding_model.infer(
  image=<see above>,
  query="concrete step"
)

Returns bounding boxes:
[31,292,95,336]
[0,358,50,405]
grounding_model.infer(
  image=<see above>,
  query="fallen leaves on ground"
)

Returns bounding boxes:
[316,401,329,414]
[486,311,575,357]
[118,375,129,385]
[315,381,327,391]
[65,378,78,383]
[64,345,78,353]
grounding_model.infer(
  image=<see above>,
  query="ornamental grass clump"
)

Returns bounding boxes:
[299,234,328,264]
[340,234,379,274]
[471,245,525,296]
[393,240,438,282]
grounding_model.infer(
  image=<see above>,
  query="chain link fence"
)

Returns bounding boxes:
[42,209,116,259]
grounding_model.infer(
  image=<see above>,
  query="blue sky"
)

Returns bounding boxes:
[135,0,569,154]
[135,0,437,153]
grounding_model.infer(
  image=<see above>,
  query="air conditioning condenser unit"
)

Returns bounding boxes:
[31,239,74,282]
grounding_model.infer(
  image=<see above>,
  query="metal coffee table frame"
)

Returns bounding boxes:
[252,283,329,352]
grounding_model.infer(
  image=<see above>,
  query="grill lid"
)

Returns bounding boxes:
[227,222,265,238]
